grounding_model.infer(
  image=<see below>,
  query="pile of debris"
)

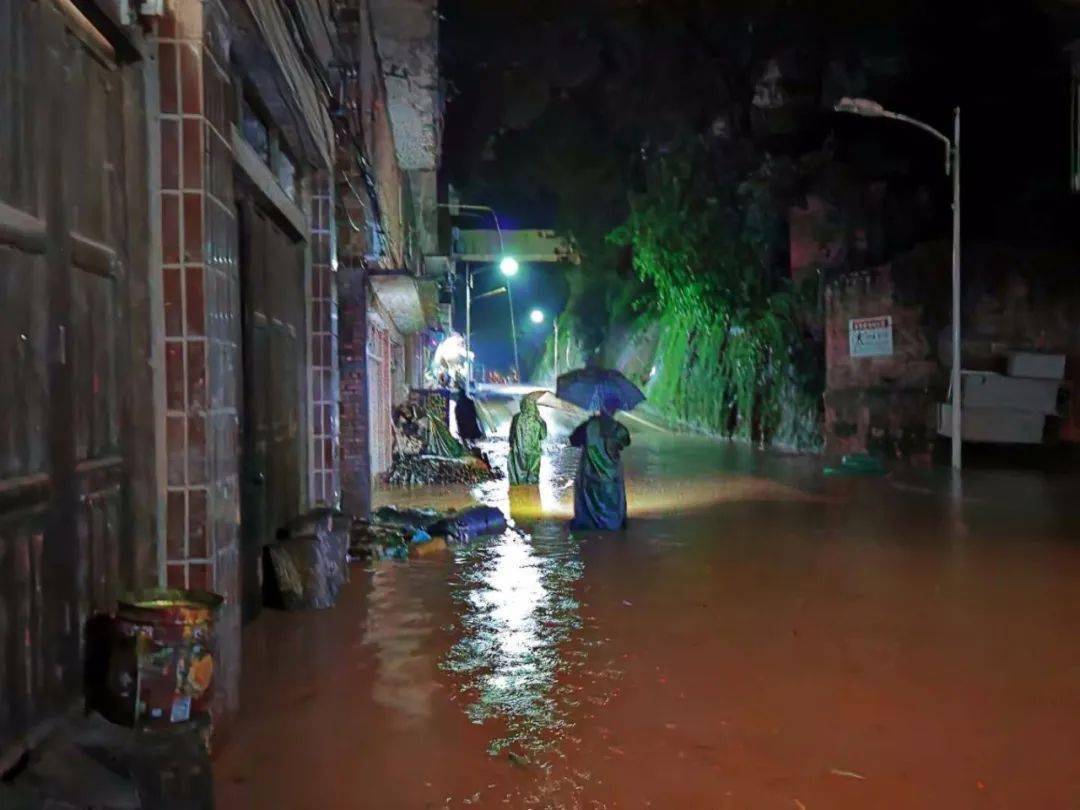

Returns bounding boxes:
[349,505,508,561]
[387,453,502,487]
[387,390,503,487]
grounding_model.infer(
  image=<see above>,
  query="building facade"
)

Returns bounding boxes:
[0,0,440,763]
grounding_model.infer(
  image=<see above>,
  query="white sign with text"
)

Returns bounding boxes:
[849,316,893,358]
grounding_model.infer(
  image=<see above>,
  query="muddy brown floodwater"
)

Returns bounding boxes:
[214,421,1080,809]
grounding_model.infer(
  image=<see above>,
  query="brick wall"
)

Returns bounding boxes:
[789,195,847,284]
[339,268,372,517]
[824,261,943,464]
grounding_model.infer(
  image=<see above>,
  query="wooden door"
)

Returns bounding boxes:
[1,1,145,752]
[238,201,305,621]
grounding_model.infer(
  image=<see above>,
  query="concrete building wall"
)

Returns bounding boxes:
[338,0,441,513]
[369,0,441,173]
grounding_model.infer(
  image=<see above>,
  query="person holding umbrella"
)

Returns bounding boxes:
[557,367,644,531]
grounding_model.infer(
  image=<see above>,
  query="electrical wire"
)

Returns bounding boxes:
[266,0,408,268]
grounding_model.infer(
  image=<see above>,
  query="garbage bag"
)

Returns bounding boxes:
[371,506,445,532]
[428,506,507,540]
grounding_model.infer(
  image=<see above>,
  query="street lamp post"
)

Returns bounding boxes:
[834,97,962,472]
[462,261,516,384]
[554,318,559,379]
[529,308,560,380]
[437,203,518,387]
[501,258,520,380]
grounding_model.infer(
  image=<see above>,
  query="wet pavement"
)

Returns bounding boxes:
[213,413,1080,808]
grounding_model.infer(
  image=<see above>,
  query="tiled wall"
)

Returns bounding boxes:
[309,172,340,507]
[155,0,242,716]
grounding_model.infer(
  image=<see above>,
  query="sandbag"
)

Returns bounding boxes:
[265,510,350,610]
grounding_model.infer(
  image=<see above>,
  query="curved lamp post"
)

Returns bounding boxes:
[438,203,519,386]
[834,97,962,472]
[528,308,560,379]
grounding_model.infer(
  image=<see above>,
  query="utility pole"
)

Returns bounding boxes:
[436,203,516,389]
[464,261,472,387]
[553,319,560,380]
[507,282,519,379]
[950,107,962,471]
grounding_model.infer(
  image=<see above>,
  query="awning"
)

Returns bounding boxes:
[369,272,430,335]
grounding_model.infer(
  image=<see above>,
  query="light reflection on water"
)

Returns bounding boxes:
[442,522,585,756]
[376,419,811,760]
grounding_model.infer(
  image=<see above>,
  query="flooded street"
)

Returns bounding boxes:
[214,415,1080,808]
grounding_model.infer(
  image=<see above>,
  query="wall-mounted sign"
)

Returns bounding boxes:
[849,316,893,358]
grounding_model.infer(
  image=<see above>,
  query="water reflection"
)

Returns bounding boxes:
[443,524,584,755]
[364,565,441,724]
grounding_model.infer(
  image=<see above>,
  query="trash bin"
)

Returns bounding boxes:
[92,589,223,729]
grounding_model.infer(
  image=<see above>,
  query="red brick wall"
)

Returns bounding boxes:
[824,264,942,463]
[789,195,846,284]
[339,268,372,517]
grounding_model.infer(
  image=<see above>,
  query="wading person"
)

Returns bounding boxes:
[569,395,631,530]
[508,397,548,485]
[454,385,485,443]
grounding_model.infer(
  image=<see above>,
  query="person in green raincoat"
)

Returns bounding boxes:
[569,395,631,530]
[507,397,547,485]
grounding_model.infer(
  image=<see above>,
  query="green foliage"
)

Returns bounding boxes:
[609,144,817,444]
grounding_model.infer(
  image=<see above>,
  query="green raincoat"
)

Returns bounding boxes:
[569,414,631,530]
[508,398,548,485]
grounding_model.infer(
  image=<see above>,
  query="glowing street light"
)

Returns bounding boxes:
[499,256,520,277]
[437,202,521,385]
[527,308,560,379]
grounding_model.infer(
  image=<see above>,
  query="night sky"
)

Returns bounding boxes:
[450,260,570,377]
[440,0,1080,373]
